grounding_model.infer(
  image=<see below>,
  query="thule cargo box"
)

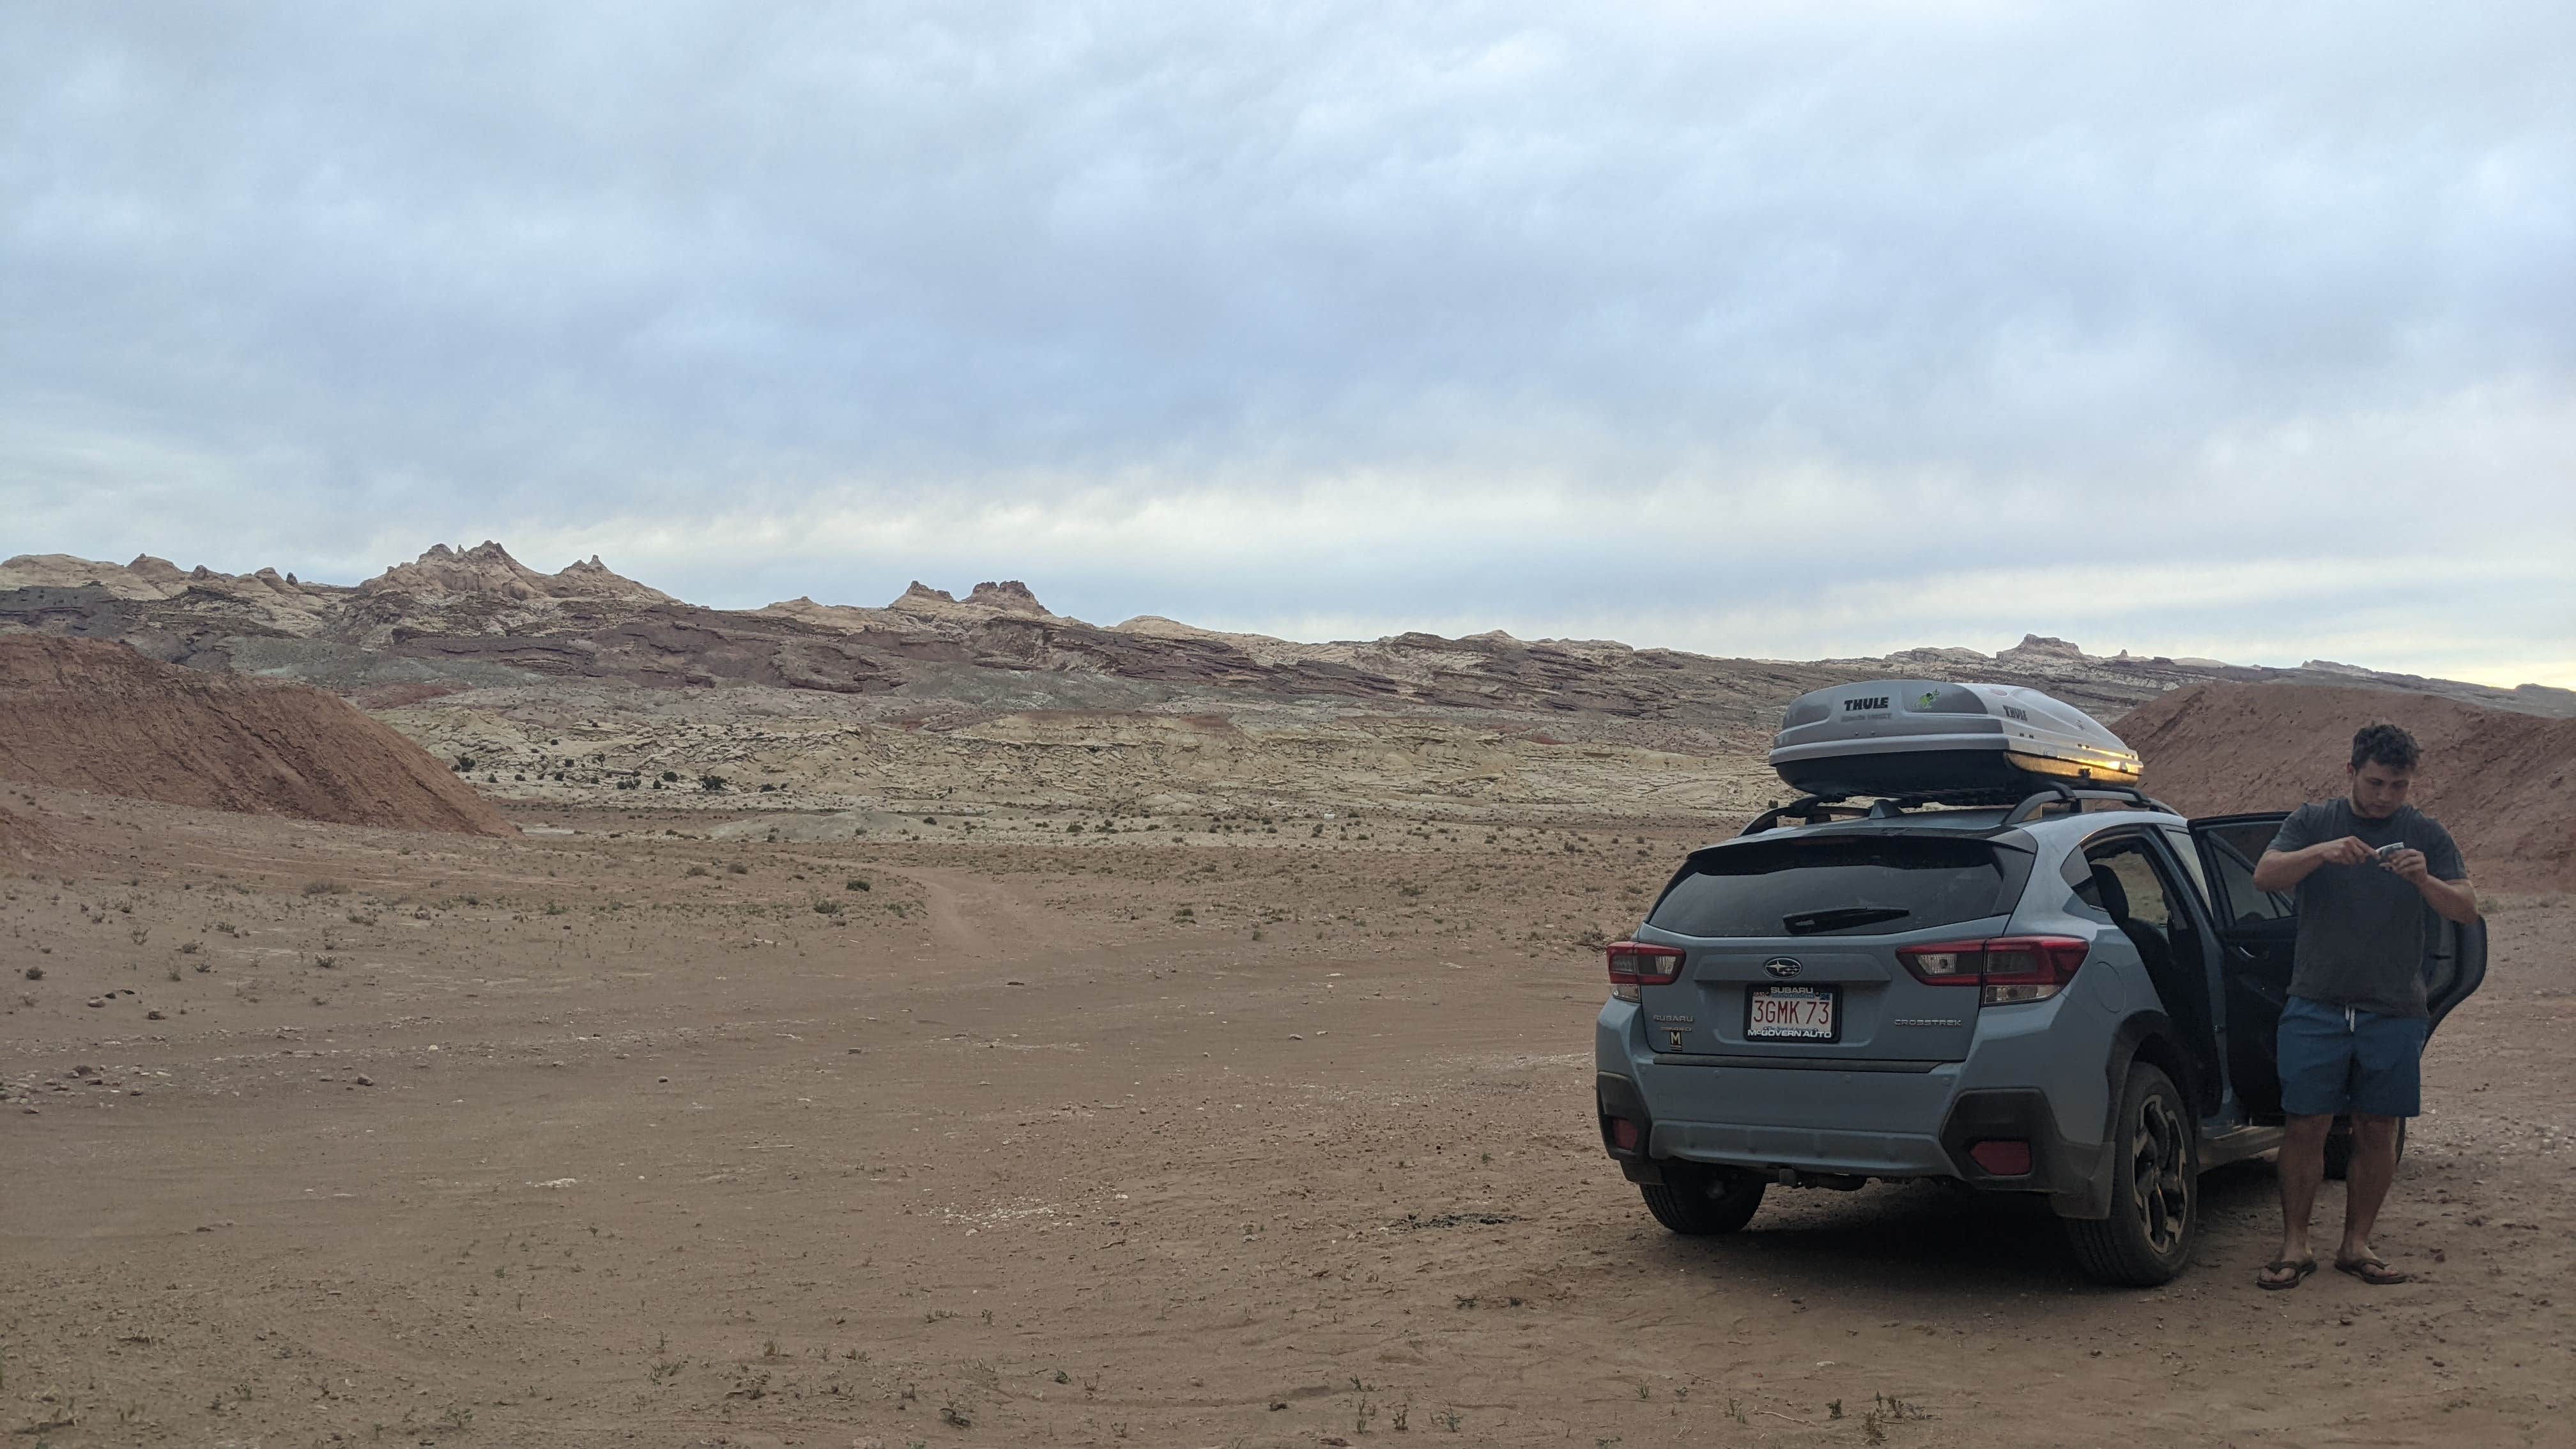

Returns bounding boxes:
[1768,680,2143,799]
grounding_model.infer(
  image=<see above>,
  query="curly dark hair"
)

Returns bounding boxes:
[2350,722,2421,772]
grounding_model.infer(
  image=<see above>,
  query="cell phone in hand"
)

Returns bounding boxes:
[2374,841,2407,865]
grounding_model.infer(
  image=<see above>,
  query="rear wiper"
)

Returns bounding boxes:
[1782,906,1911,935]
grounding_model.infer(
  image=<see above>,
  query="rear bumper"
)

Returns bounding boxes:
[1595,1063,1959,1179]
[1597,998,2115,1216]
[1597,1073,2106,1215]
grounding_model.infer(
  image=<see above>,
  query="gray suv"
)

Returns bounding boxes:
[1593,785,2485,1285]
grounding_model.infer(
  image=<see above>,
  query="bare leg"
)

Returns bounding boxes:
[2338,1114,2403,1267]
[2266,1114,2333,1284]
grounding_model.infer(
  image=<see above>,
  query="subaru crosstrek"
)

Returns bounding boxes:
[1593,788,2485,1285]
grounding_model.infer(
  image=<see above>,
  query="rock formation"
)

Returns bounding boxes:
[4,540,2570,835]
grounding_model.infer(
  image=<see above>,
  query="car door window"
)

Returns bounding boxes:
[2196,821,2293,928]
[2158,825,2211,905]
[2082,839,2172,933]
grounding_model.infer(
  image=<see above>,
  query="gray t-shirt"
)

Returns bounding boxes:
[2267,800,2467,1018]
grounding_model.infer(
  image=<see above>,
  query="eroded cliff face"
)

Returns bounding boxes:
[16,541,2566,720]
[4,541,2566,829]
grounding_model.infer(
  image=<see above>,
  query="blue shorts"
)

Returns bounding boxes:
[2276,995,2427,1119]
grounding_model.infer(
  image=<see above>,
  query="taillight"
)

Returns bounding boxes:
[1899,943,1981,983]
[1897,936,2089,1006]
[1979,937,2091,1005]
[1606,942,1685,1001]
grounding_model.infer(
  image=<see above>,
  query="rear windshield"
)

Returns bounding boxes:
[1647,835,2027,939]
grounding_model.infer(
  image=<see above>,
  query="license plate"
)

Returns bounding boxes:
[1746,985,1838,1041]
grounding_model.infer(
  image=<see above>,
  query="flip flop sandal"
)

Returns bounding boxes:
[2334,1256,2411,1285]
[2257,1257,2317,1291]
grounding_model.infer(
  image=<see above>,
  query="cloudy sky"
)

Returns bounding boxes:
[4,2,2570,684]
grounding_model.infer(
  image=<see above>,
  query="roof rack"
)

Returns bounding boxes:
[1738,796,1863,835]
[1998,783,2176,826]
[1739,783,2175,836]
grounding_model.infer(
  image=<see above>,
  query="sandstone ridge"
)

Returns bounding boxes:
[5,541,2570,831]
[360,541,674,606]
[8,542,2564,719]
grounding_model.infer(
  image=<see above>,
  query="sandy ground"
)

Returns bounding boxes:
[3,788,2572,1448]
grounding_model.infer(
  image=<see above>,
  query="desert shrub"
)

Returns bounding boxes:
[302,879,348,896]
[845,878,870,891]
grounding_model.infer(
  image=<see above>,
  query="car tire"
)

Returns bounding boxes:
[1639,1162,1765,1236]
[2064,1064,2198,1287]
[2320,1118,2405,1181]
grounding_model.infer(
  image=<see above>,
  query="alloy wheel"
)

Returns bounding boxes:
[2129,1092,2189,1254]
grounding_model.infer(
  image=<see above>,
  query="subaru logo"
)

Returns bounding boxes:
[1762,957,1802,979]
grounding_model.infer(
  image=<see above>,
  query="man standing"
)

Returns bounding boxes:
[2249,723,2479,1289]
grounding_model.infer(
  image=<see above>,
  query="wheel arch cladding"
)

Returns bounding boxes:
[2056,1011,2191,1222]
[2110,1011,2207,1119]
[1595,1072,1649,1154]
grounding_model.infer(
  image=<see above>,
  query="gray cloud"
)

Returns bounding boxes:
[4,1,2571,682]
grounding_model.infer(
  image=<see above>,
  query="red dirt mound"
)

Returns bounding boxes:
[2120,682,2576,889]
[0,635,514,836]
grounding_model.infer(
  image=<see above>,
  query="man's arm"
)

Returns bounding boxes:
[2251,836,2375,892]
[2390,845,2481,925]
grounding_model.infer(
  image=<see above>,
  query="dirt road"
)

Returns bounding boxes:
[4,791,2571,1446]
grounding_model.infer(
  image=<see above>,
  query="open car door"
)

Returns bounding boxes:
[2420,907,2488,1032]
[2192,812,2492,1122]
[2189,814,2295,1119]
